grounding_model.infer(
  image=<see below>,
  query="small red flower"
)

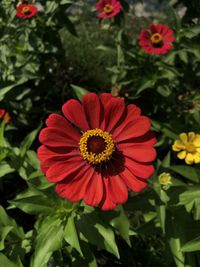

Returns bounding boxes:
[38,93,156,210]
[138,23,175,55]
[0,109,10,124]
[96,0,122,19]
[16,3,38,19]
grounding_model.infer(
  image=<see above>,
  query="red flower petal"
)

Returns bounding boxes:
[84,171,104,206]
[46,158,86,182]
[39,127,79,148]
[122,145,157,162]
[114,116,151,142]
[62,99,89,132]
[120,168,147,192]
[108,176,128,204]
[149,24,157,33]
[100,179,116,210]
[100,93,113,107]
[104,97,125,132]
[46,113,81,140]
[118,131,157,146]
[124,157,155,179]
[40,149,79,174]
[82,93,103,128]
[55,165,93,202]
[111,104,141,136]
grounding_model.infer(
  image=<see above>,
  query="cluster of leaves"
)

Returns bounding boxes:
[0,0,200,266]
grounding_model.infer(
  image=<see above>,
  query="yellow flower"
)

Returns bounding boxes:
[172,132,200,164]
[158,172,172,186]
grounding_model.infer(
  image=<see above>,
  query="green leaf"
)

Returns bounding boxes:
[0,253,17,267]
[0,206,24,239]
[77,213,119,258]
[60,0,72,4]
[156,205,166,234]
[9,196,53,215]
[181,236,200,252]
[31,224,64,267]
[0,226,13,250]
[0,161,15,178]
[166,213,185,267]
[71,84,89,101]
[170,165,200,183]
[161,151,171,168]
[20,128,40,158]
[64,213,83,256]
[0,77,28,101]
[178,186,200,220]
[95,222,119,258]
[103,206,131,246]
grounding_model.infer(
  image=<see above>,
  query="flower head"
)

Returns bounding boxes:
[96,0,122,19]
[0,109,10,124]
[172,132,200,164]
[16,3,38,19]
[158,172,172,186]
[138,23,175,55]
[38,93,156,210]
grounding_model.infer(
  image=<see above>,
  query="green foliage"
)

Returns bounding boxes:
[0,0,200,266]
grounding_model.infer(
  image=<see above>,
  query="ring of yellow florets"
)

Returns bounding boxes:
[79,128,115,165]
[150,33,163,44]
[104,4,113,14]
[22,6,30,13]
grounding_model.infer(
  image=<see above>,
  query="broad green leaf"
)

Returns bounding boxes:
[0,226,13,250]
[0,206,24,238]
[0,77,28,101]
[60,0,72,4]
[95,223,119,258]
[71,84,89,101]
[161,151,171,168]
[9,196,53,215]
[0,161,15,178]
[0,253,16,267]
[104,206,131,246]
[178,186,200,220]
[169,237,185,267]
[64,213,83,256]
[183,25,200,39]
[26,150,40,170]
[166,213,185,267]
[31,225,64,267]
[170,165,200,183]
[20,128,40,158]
[181,236,200,252]
[77,213,119,258]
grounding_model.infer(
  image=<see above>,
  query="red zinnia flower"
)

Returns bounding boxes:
[138,23,175,55]
[16,3,38,19]
[38,93,156,210]
[0,109,10,124]
[96,0,122,19]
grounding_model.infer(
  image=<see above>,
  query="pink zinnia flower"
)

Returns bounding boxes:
[38,93,156,210]
[96,0,122,19]
[139,23,175,55]
[16,3,38,19]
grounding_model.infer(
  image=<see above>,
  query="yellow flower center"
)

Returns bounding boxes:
[79,128,115,165]
[104,4,113,14]
[150,33,163,44]
[185,143,196,153]
[22,6,30,13]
